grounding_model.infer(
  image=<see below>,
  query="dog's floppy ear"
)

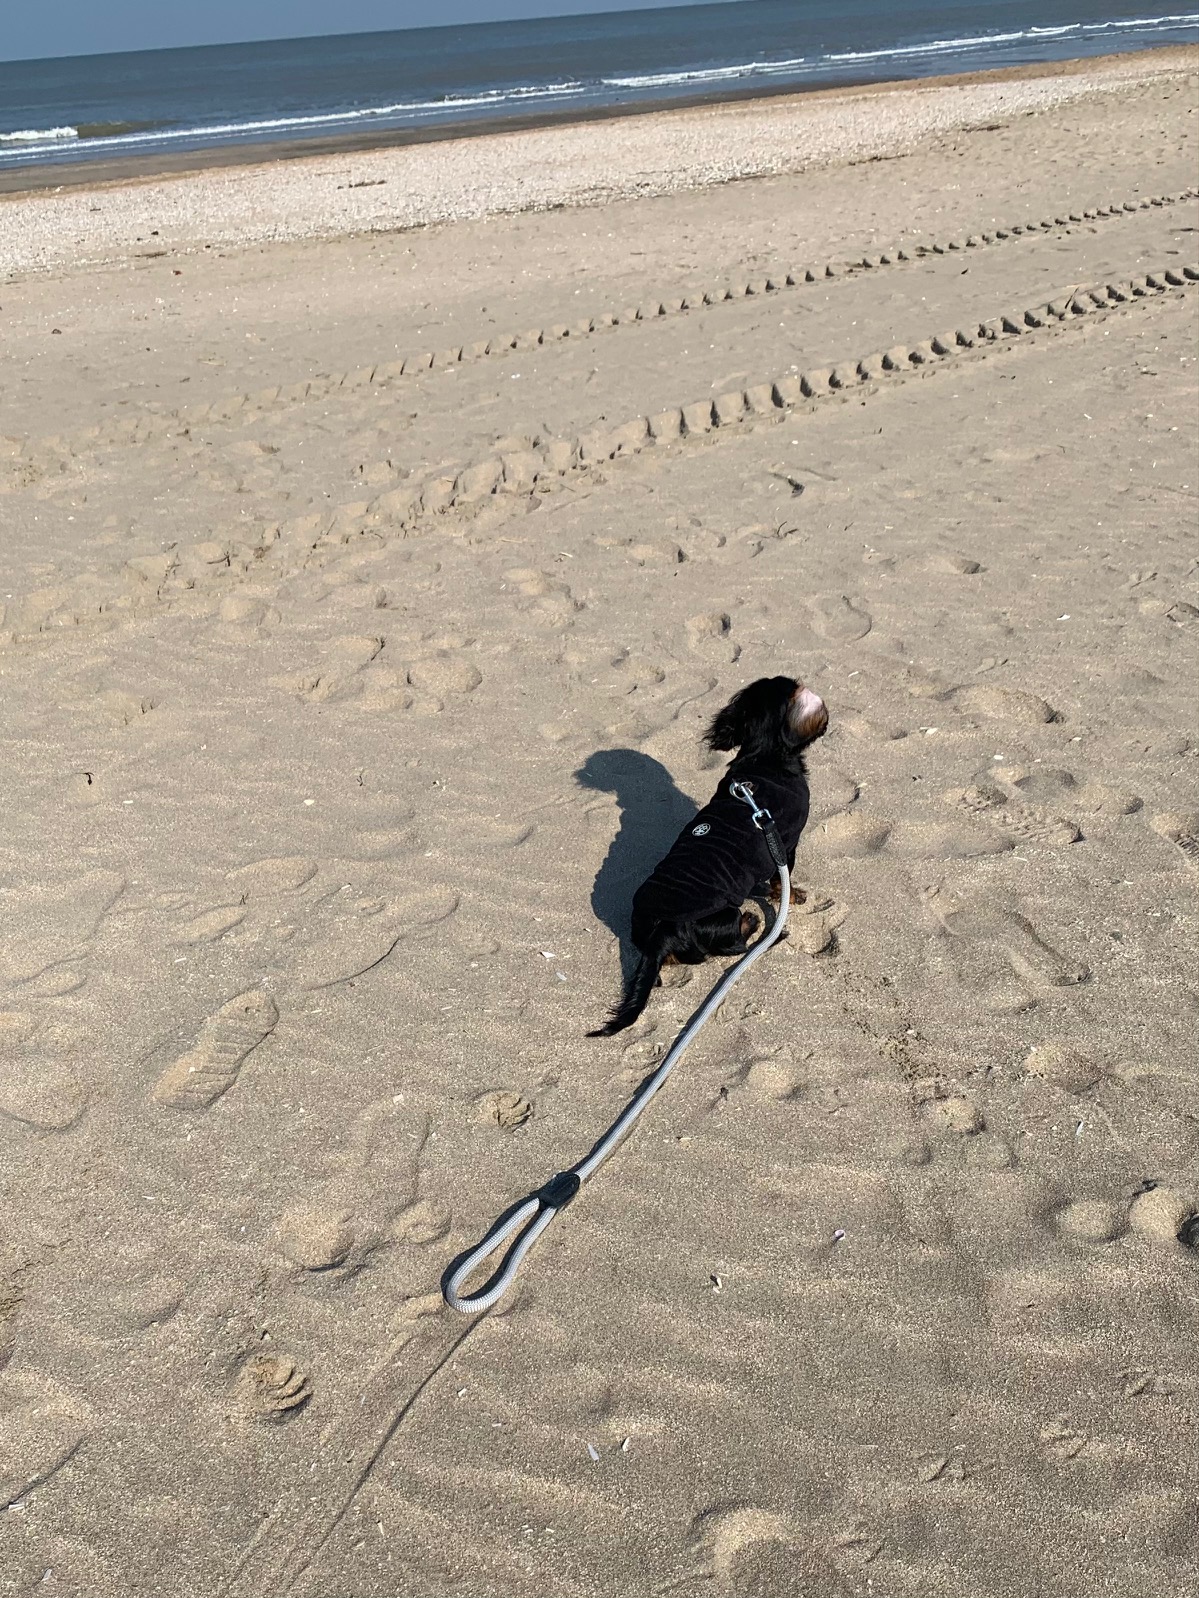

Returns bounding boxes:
[705,677,797,753]
[704,693,746,751]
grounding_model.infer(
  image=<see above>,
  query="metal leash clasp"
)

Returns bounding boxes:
[729,779,774,831]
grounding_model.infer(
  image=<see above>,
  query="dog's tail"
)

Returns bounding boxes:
[587,949,663,1037]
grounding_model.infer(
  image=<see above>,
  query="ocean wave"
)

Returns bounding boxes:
[827,31,1033,64]
[603,57,807,90]
[0,83,589,157]
[77,120,167,139]
[601,14,1197,91]
[826,12,1198,64]
[0,126,78,143]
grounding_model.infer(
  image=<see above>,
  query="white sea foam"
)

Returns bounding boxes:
[0,125,79,143]
[603,57,807,90]
[609,15,1197,89]
[0,86,590,158]
[824,14,1199,66]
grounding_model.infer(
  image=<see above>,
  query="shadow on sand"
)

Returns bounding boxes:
[575,747,700,981]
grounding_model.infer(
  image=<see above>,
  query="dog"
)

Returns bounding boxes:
[588,675,828,1036]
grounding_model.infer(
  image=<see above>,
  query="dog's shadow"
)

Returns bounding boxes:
[575,748,700,982]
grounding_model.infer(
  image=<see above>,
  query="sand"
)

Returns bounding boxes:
[1,51,1197,1598]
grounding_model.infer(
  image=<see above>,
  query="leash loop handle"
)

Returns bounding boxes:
[442,1171,582,1314]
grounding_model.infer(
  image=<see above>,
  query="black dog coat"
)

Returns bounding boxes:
[630,766,810,947]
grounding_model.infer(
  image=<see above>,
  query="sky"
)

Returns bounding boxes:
[1,1,718,63]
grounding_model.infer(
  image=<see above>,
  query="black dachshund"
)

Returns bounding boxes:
[588,675,828,1036]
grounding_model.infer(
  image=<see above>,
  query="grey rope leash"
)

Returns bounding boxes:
[443,780,791,1314]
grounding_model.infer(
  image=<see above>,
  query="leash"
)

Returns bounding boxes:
[443,780,792,1314]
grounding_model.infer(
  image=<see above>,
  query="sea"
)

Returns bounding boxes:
[1,0,1196,174]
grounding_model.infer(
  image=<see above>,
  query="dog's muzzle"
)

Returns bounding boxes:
[790,685,827,738]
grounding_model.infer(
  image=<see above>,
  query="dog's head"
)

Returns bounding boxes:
[705,675,828,761]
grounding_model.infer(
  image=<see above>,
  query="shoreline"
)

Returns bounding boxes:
[2,45,1195,280]
[1,43,1195,199]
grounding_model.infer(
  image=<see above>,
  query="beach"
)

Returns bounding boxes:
[1,48,1197,1598]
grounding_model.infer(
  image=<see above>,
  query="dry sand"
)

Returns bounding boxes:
[1,52,1198,1598]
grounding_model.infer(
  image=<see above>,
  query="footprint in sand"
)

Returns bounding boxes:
[0,1043,89,1133]
[1024,1040,1105,1095]
[285,799,424,864]
[278,1204,357,1272]
[673,525,732,562]
[808,594,872,643]
[946,783,1081,847]
[1053,1199,1127,1244]
[670,1505,854,1598]
[806,812,891,856]
[807,768,859,825]
[1111,1058,1197,1127]
[212,862,457,990]
[287,888,458,991]
[225,856,319,896]
[91,1263,185,1338]
[723,1043,804,1101]
[952,684,1058,724]
[232,1353,312,1425]
[94,687,157,726]
[1150,812,1199,870]
[1074,782,1142,816]
[1128,1183,1198,1249]
[1003,766,1142,817]
[1038,1414,1095,1463]
[868,653,951,701]
[926,887,1088,1014]
[348,822,427,861]
[0,1009,88,1137]
[924,550,984,576]
[608,649,668,685]
[685,612,733,652]
[406,651,483,698]
[812,810,1016,862]
[781,889,848,956]
[501,566,583,629]
[277,1103,449,1279]
[475,1089,534,1129]
[151,988,278,1109]
[924,1094,986,1135]
[885,820,1013,859]
[172,904,248,945]
[0,1372,92,1509]
[290,634,385,703]
[723,1536,856,1598]
[0,869,125,990]
[464,816,536,852]
[218,595,280,627]
[838,709,909,742]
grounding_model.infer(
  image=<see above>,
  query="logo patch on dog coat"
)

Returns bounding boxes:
[691,822,711,836]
